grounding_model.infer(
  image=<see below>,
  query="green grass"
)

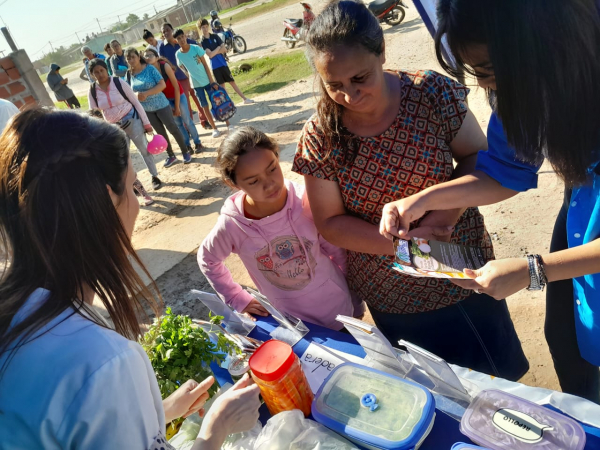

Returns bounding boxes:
[189,50,312,108]
[54,95,89,110]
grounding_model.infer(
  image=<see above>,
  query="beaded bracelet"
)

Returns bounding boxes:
[526,254,547,291]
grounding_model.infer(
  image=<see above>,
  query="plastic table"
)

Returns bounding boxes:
[211,316,600,449]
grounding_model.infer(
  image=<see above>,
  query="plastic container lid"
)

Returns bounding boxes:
[248,340,295,382]
[228,355,250,377]
[460,390,586,450]
[452,443,490,449]
[312,363,436,449]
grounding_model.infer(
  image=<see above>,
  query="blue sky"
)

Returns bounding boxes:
[1,0,178,60]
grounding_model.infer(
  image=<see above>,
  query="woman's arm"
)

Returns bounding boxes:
[380,111,525,239]
[200,55,217,85]
[451,239,600,299]
[121,80,151,127]
[412,108,489,241]
[165,64,181,115]
[304,175,395,256]
[193,375,261,450]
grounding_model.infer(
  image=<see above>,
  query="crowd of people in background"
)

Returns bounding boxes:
[43,18,258,198]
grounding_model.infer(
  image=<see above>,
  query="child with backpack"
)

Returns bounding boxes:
[87,58,163,191]
[198,127,365,330]
[174,29,232,137]
[198,19,254,105]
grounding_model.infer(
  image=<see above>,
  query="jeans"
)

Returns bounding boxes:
[145,105,189,159]
[545,188,600,404]
[120,111,158,177]
[369,292,529,382]
[168,94,200,147]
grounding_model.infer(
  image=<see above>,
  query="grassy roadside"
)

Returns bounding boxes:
[195,50,312,106]
[55,96,89,110]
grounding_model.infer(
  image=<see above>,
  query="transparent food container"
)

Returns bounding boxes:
[312,363,436,450]
[460,390,586,450]
[248,339,313,416]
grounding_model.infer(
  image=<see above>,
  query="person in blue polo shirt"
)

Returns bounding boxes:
[198,19,254,105]
[380,0,600,404]
[157,22,210,128]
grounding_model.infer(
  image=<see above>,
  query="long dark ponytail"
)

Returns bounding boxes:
[305,0,384,163]
[435,0,600,186]
[0,108,161,376]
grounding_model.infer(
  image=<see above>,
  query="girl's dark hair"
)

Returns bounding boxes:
[88,58,108,75]
[143,48,175,71]
[435,0,600,186]
[143,29,154,40]
[103,42,111,52]
[125,47,147,72]
[305,0,384,164]
[0,108,161,375]
[216,126,279,185]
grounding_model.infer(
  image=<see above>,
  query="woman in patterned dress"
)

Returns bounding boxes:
[292,0,529,380]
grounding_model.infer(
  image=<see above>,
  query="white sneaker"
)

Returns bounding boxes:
[228,125,236,133]
[243,98,254,104]
[212,129,221,138]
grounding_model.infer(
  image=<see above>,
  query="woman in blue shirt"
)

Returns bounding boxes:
[0,109,261,448]
[126,47,192,167]
[380,0,600,403]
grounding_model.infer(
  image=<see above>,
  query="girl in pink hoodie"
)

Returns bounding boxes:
[198,127,364,330]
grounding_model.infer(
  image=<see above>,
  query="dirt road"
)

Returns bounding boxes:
[92,1,563,391]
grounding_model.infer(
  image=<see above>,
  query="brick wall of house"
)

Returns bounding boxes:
[0,50,53,109]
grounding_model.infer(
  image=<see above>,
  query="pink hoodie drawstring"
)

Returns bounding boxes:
[288,208,313,280]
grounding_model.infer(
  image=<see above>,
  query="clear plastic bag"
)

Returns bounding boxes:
[234,410,359,450]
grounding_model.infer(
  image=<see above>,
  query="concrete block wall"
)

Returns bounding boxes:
[0,50,53,109]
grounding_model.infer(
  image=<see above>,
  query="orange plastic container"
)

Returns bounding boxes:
[248,340,314,416]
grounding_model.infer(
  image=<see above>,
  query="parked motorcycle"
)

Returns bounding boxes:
[367,0,407,26]
[215,19,247,54]
[281,2,316,49]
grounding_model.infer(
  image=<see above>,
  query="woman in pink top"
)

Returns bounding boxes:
[87,59,163,191]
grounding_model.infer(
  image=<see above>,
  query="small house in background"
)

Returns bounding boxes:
[81,32,124,55]
[122,22,147,44]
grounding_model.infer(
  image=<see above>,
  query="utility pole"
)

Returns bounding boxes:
[75,32,82,44]
[96,18,103,34]
[180,0,190,23]
[153,5,158,15]
[117,15,123,28]
[48,41,54,52]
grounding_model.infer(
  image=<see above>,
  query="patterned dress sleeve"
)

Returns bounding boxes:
[415,70,470,144]
[292,116,340,182]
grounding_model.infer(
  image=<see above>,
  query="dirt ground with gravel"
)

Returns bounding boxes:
[90,1,564,391]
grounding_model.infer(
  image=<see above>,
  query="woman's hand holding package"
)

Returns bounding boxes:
[195,374,261,450]
[450,258,530,299]
[163,377,215,424]
[380,195,428,240]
